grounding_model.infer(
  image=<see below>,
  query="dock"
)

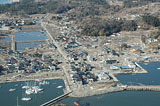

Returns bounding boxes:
[134,62,147,73]
[40,91,72,106]
[134,62,143,69]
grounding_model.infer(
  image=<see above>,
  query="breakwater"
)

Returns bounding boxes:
[124,85,160,91]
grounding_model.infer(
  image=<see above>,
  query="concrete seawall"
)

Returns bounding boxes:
[125,85,160,91]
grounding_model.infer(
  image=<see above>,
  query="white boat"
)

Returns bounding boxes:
[22,85,32,101]
[9,88,16,92]
[25,86,43,95]
[25,88,34,95]
[22,82,30,89]
[21,97,31,101]
[39,80,50,85]
[22,86,30,89]
[32,86,43,94]
[25,81,44,95]
[157,67,160,70]
[57,86,63,88]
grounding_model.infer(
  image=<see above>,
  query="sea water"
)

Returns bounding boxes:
[0,80,64,106]
[0,0,11,4]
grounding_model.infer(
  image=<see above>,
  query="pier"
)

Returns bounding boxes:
[134,62,143,69]
[134,62,147,73]
[40,91,72,106]
[124,85,160,91]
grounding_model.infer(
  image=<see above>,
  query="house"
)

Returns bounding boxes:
[106,60,117,64]
[0,25,10,31]
[87,56,96,62]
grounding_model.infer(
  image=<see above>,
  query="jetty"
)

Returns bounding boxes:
[40,91,72,106]
[134,62,144,70]
[124,85,160,91]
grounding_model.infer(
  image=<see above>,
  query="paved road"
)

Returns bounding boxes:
[41,17,72,92]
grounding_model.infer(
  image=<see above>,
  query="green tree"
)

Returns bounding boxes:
[142,15,160,27]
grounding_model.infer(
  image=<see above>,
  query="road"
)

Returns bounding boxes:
[41,16,72,92]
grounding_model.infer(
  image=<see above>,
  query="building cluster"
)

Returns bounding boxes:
[0,18,38,31]
[49,15,115,86]
[0,47,61,75]
[69,61,98,85]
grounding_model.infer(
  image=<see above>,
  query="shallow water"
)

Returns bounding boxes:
[1,32,47,50]
[15,32,47,50]
[0,0,11,4]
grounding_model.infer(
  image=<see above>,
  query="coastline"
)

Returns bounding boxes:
[1,67,160,98]
[0,71,64,84]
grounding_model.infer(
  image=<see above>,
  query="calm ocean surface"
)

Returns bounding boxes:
[116,62,160,85]
[0,80,65,106]
[0,0,11,4]
[59,91,160,106]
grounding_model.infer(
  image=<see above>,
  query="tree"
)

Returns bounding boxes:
[142,15,160,27]
[0,65,3,74]
[122,20,137,31]
[81,18,137,37]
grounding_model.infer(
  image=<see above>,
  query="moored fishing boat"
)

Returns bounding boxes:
[9,88,16,92]
[57,86,63,88]
[21,97,31,101]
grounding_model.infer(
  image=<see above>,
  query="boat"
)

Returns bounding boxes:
[157,67,160,70]
[21,97,31,101]
[39,80,50,85]
[25,88,34,95]
[9,88,16,92]
[25,86,43,95]
[22,86,30,89]
[32,86,43,94]
[74,102,80,106]
[57,86,63,89]
[22,82,30,89]
[22,86,32,101]
[25,81,44,95]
